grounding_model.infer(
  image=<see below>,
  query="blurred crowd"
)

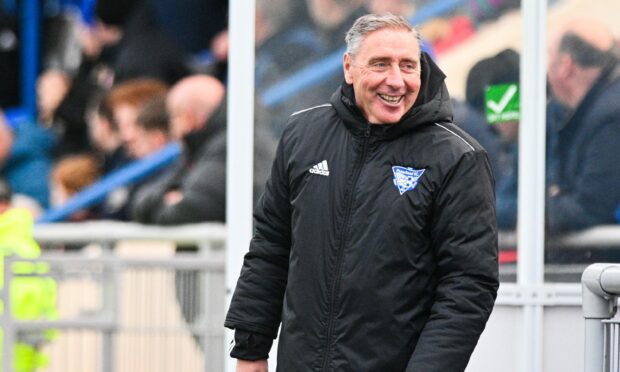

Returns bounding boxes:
[1,0,619,244]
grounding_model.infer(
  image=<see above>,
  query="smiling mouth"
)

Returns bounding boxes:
[378,93,403,104]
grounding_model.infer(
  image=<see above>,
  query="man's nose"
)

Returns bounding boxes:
[385,64,405,88]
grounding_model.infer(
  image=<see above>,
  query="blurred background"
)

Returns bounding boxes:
[1,0,620,371]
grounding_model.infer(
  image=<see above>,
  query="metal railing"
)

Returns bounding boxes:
[582,264,620,372]
[1,222,226,372]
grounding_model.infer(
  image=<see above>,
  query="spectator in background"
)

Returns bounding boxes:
[103,84,171,221]
[0,111,55,212]
[132,95,171,160]
[37,69,71,127]
[545,19,620,233]
[461,48,520,230]
[49,154,101,221]
[85,90,130,176]
[130,75,227,224]
[37,68,92,158]
[0,178,13,214]
[131,74,275,224]
[123,95,176,219]
[33,0,139,160]
[106,78,168,159]
[0,112,12,165]
[0,178,57,371]
[84,90,132,220]
[42,0,189,153]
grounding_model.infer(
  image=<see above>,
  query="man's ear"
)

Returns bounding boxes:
[343,53,354,84]
[185,108,201,131]
[558,53,575,79]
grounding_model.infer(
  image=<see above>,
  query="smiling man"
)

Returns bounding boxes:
[226,14,499,372]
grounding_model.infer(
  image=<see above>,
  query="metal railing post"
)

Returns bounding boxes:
[20,0,39,116]
[201,240,212,372]
[582,264,620,372]
[1,256,15,372]
[101,256,120,372]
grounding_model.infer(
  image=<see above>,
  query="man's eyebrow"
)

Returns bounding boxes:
[400,58,418,64]
[366,57,419,64]
[367,56,391,64]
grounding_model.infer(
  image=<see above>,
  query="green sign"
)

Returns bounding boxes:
[485,83,520,124]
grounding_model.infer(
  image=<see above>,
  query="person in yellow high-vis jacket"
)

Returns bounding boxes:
[0,180,57,371]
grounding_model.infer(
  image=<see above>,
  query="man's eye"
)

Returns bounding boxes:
[401,63,417,72]
[371,61,388,69]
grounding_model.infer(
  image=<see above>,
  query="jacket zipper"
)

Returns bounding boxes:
[321,124,372,370]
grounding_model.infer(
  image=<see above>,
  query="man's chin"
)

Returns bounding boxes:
[371,111,405,124]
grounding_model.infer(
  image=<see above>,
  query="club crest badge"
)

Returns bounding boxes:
[392,166,425,195]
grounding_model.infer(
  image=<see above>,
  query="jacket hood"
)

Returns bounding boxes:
[331,52,453,139]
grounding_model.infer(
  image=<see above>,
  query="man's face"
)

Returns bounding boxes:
[344,27,422,124]
[114,104,140,158]
[132,127,168,159]
[547,42,565,103]
[0,200,9,214]
[166,99,192,141]
[547,33,573,107]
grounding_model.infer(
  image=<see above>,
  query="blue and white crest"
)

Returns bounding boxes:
[392,166,425,195]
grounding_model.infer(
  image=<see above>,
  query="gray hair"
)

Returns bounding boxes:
[345,13,420,58]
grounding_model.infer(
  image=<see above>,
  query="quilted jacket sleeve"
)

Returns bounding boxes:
[224,131,292,351]
[406,150,499,372]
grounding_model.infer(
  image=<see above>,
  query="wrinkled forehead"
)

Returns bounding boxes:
[357,27,421,59]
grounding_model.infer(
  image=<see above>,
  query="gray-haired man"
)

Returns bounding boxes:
[226,13,498,372]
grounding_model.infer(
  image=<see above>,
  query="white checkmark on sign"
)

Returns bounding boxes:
[486,84,518,114]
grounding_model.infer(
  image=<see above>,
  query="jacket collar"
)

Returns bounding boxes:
[182,98,227,157]
[331,52,453,140]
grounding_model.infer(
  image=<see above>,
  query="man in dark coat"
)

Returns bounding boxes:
[226,14,498,372]
[546,19,620,234]
[130,74,275,224]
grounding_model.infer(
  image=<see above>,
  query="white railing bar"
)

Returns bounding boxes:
[32,222,620,249]
[33,221,227,245]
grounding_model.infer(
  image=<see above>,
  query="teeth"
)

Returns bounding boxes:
[379,94,402,104]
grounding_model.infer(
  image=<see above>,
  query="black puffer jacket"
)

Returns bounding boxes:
[225,54,499,372]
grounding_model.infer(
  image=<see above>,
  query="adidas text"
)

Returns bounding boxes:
[309,160,330,176]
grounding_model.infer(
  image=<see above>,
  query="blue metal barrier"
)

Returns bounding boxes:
[37,143,182,223]
[261,0,468,108]
[20,0,40,117]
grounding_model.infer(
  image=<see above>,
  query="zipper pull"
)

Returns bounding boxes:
[365,124,371,137]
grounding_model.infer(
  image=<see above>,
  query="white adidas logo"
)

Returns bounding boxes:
[309,160,330,176]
